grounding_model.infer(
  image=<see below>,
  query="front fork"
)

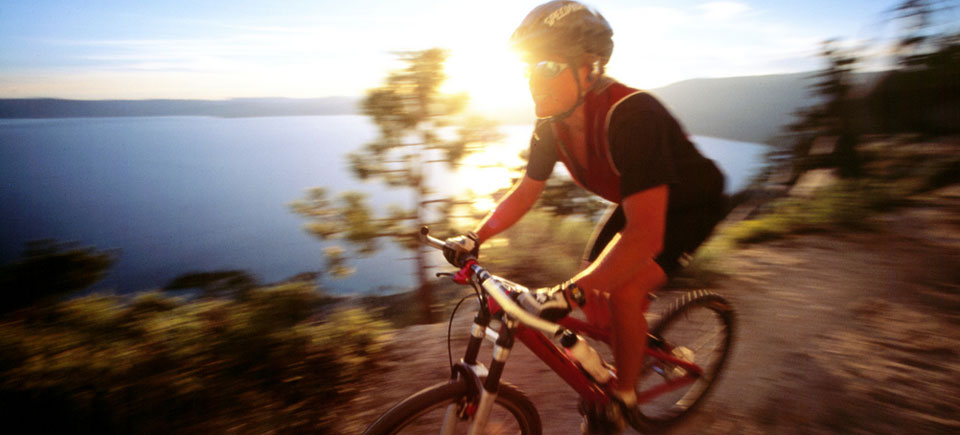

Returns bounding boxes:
[441,310,519,435]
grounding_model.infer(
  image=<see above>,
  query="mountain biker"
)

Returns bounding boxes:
[444,1,727,432]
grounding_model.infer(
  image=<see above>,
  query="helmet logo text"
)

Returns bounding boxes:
[543,3,586,27]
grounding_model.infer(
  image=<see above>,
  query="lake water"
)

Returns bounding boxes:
[0,116,766,295]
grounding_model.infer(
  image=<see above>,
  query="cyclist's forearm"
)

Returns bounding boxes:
[574,228,660,291]
[474,175,545,243]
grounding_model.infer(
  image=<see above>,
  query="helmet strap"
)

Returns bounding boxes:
[542,56,587,123]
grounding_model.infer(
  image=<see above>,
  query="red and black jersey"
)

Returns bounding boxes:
[525,79,725,210]
[524,78,728,275]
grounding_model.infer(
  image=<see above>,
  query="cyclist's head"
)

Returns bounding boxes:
[510,1,613,71]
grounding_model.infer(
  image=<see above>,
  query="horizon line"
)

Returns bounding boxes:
[0,70,837,102]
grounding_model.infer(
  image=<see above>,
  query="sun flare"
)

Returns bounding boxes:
[431,6,538,215]
[442,45,529,115]
[450,126,530,213]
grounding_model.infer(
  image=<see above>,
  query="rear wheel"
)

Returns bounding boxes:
[633,290,735,431]
[363,379,542,435]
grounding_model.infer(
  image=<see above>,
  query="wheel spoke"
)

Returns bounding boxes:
[632,292,734,431]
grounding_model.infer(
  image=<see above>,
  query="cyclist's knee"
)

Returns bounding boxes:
[607,261,666,304]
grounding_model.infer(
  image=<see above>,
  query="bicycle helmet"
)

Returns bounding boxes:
[510,1,614,66]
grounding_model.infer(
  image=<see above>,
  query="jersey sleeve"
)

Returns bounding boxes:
[524,120,558,181]
[607,97,679,199]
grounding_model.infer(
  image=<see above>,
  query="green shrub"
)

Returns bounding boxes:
[0,284,389,434]
[0,241,115,314]
[725,180,898,245]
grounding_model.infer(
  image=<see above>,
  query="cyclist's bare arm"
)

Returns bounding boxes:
[474,174,546,243]
[575,184,669,292]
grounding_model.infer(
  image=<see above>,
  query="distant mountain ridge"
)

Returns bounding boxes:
[653,72,820,144]
[0,97,359,119]
[1,71,853,144]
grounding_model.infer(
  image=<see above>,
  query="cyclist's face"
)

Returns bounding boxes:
[525,55,583,118]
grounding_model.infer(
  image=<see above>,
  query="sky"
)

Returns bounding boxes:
[0,0,909,111]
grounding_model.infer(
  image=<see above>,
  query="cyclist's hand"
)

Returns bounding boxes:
[518,283,572,322]
[443,231,479,267]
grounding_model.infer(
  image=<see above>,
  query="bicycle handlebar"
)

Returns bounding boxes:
[419,227,565,337]
[419,226,446,250]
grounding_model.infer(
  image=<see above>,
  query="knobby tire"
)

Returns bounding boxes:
[363,379,542,435]
[634,289,735,432]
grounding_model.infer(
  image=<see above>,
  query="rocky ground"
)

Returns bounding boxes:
[338,185,960,434]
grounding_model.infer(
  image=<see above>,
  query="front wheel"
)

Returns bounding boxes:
[634,290,735,431]
[363,379,542,435]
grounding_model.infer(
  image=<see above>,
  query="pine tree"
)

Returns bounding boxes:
[292,49,499,323]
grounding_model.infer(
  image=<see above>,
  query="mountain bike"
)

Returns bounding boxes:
[363,227,735,434]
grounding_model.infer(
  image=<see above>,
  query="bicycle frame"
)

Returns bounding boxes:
[420,228,703,433]
[485,295,703,406]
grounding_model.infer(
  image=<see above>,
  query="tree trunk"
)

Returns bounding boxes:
[414,243,435,324]
[413,153,435,324]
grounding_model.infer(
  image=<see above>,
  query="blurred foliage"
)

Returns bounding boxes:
[480,211,594,288]
[869,31,960,135]
[164,269,258,298]
[726,178,913,245]
[292,48,502,324]
[739,0,959,248]
[323,245,356,278]
[356,280,467,329]
[535,176,608,220]
[0,284,389,434]
[887,0,959,63]
[721,133,960,246]
[0,240,115,314]
[671,235,733,289]
[769,0,959,184]
[778,39,863,179]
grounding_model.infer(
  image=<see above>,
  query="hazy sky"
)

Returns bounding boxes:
[1,0,905,108]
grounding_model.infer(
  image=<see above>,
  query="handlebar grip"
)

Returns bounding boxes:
[419,226,445,250]
[472,264,565,337]
[419,226,563,337]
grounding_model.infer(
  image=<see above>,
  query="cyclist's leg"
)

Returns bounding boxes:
[579,203,666,396]
[608,259,667,404]
[580,204,623,270]
[578,205,623,331]
[582,200,724,400]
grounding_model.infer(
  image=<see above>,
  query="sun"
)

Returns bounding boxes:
[442,44,529,116]
[433,19,535,214]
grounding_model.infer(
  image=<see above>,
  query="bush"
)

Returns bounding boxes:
[0,240,115,314]
[0,284,389,434]
[725,180,896,245]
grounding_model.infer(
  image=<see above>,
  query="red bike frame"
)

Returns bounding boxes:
[485,293,703,407]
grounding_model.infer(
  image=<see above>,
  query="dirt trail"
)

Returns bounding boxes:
[341,194,960,434]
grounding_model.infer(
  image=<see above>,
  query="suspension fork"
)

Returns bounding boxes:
[462,304,490,369]
[469,316,518,434]
[442,312,519,435]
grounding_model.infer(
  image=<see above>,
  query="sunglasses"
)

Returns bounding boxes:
[524,60,570,79]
